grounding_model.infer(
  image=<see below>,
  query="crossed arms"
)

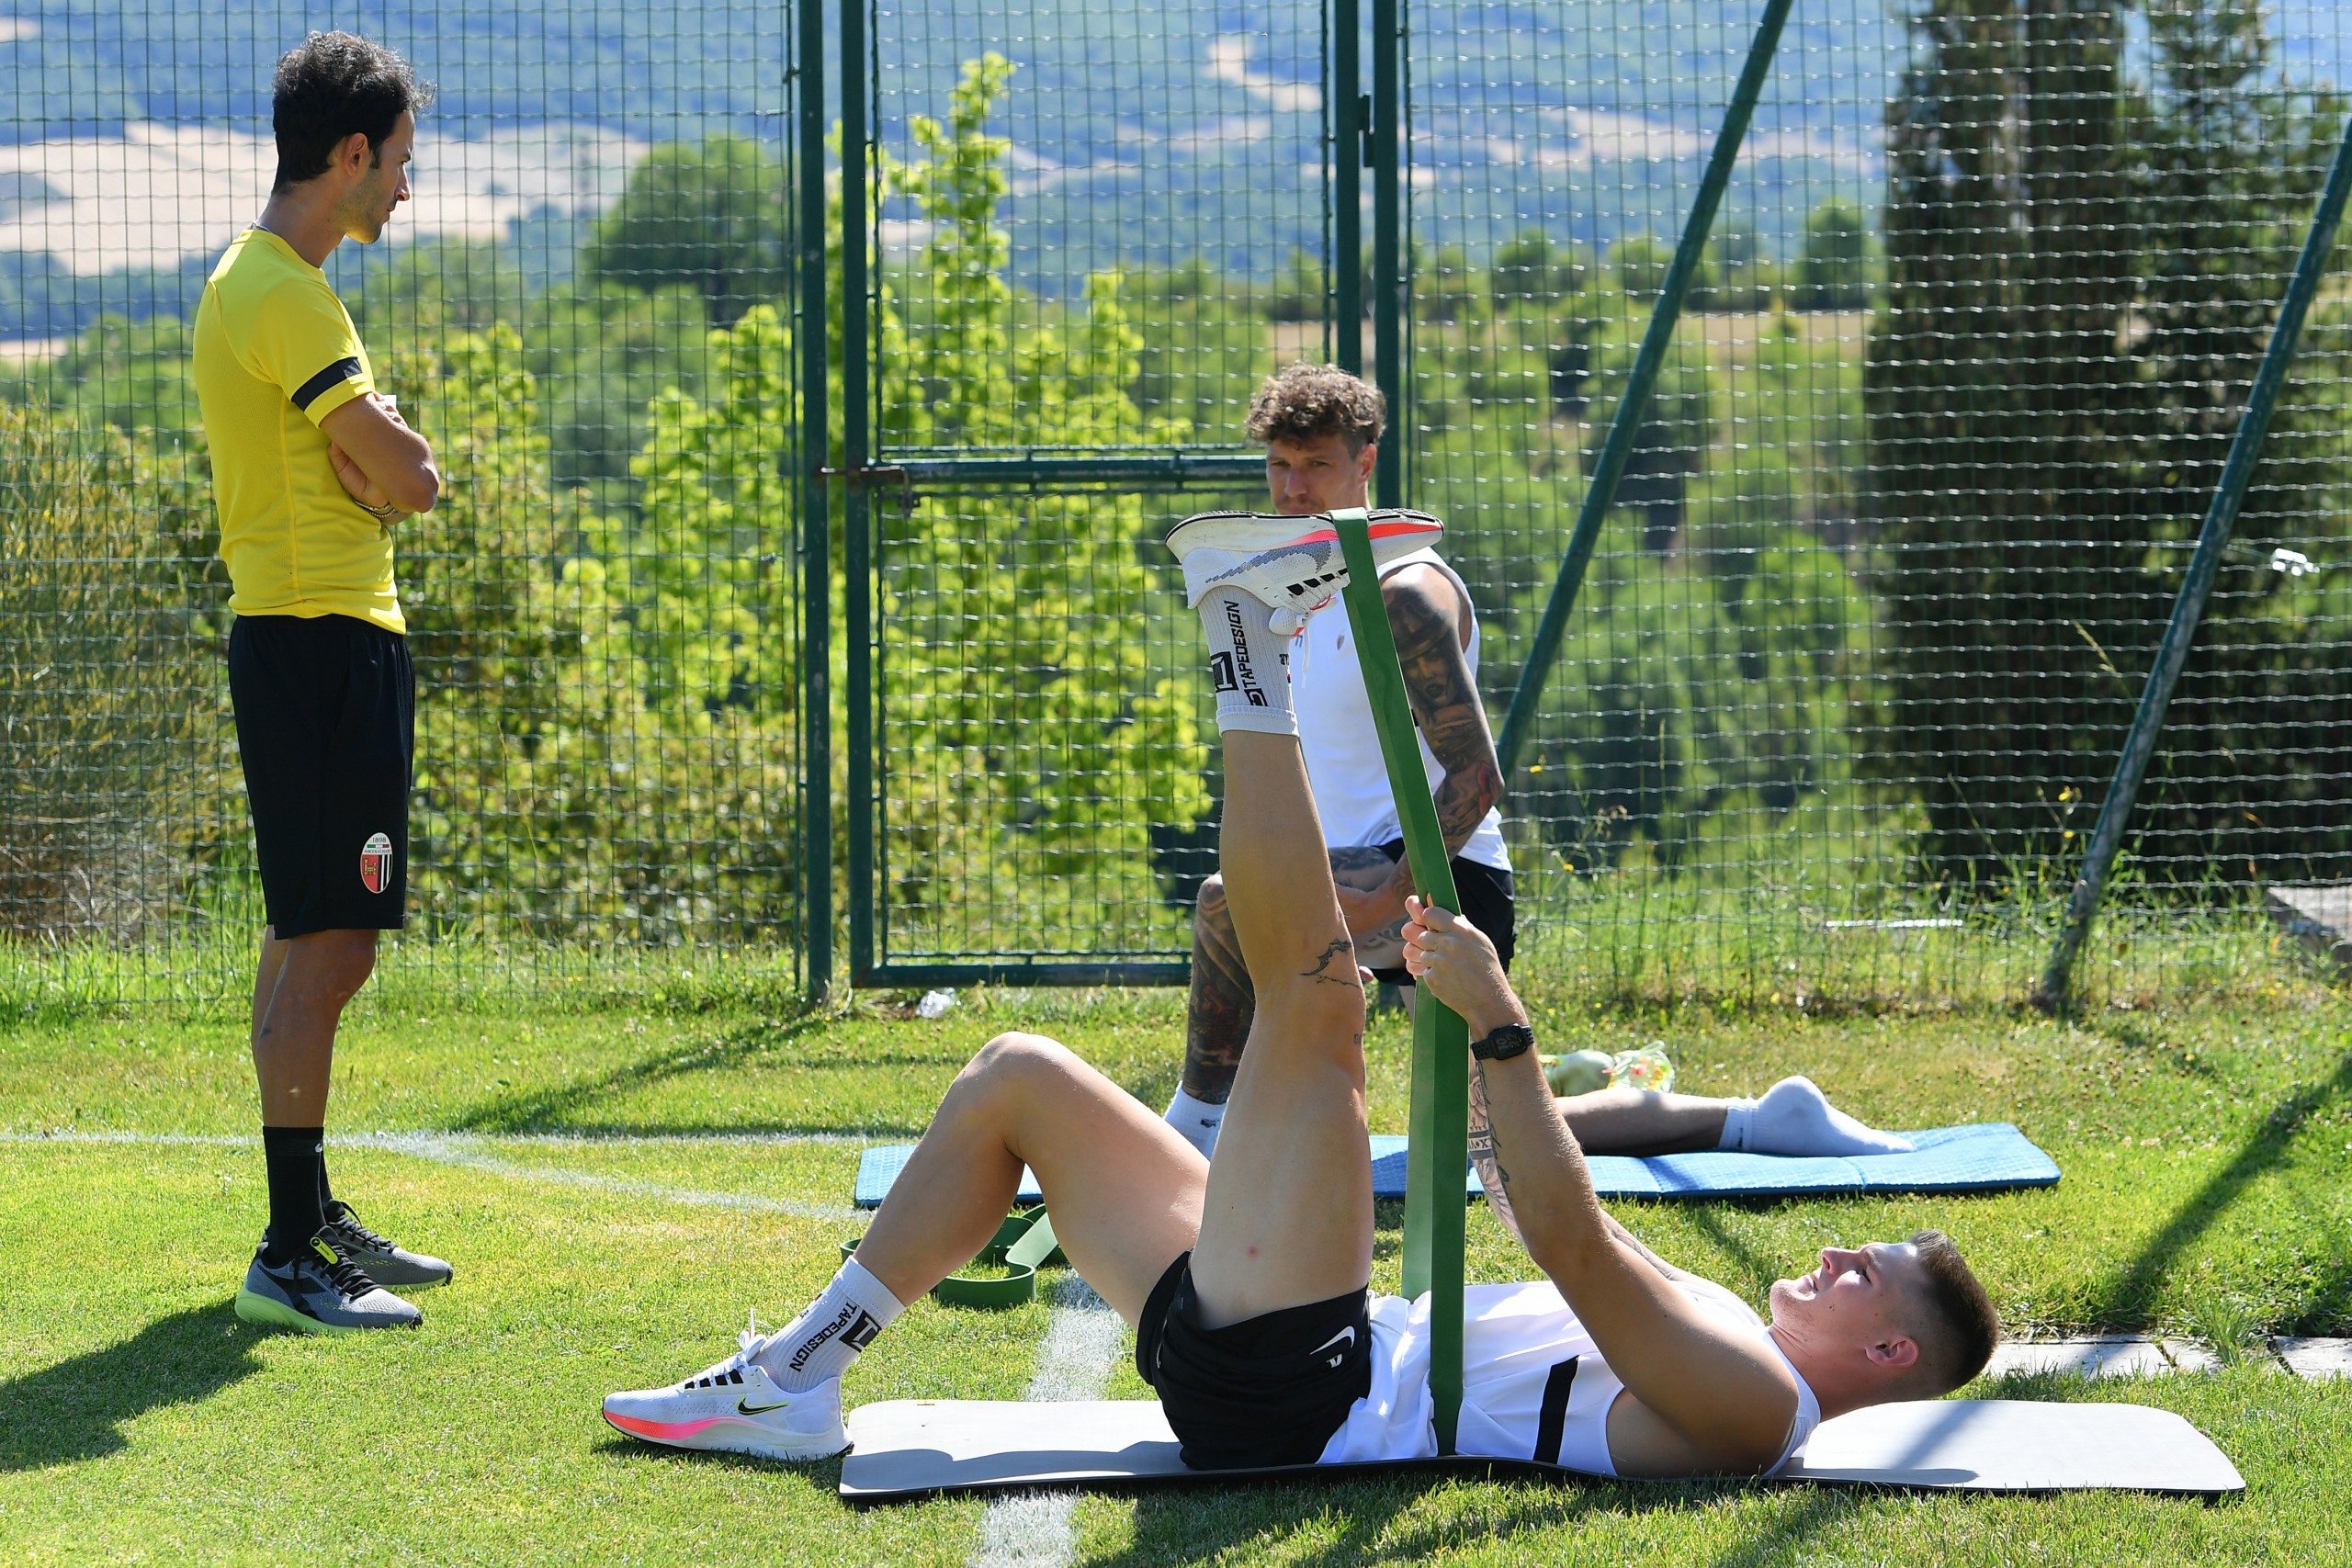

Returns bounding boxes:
[1403,898,1801,1476]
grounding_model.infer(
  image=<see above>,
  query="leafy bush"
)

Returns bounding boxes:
[0,403,216,941]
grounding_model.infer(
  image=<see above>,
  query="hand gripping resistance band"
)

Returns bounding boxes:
[1329,507,1468,1456]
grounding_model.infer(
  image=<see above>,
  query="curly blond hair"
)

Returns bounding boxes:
[1245,363,1386,451]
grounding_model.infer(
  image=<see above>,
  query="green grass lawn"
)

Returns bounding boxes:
[3,970,2349,1564]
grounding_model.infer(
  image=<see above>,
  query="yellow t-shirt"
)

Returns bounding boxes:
[194,228,404,634]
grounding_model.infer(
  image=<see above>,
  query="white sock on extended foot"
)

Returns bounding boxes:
[1195,586,1296,736]
[752,1256,906,1392]
[1717,1076,1915,1157]
[1163,1086,1226,1158]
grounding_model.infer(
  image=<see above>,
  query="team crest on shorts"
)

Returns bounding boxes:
[360,831,394,894]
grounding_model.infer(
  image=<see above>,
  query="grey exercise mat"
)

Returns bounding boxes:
[837,1397,2242,1502]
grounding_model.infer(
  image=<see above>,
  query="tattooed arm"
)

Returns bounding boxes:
[1335,563,1504,941]
[1466,1047,1525,1244]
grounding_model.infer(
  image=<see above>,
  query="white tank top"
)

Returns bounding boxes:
[1289,547,1511,873]
[1317,1278,1823,1477]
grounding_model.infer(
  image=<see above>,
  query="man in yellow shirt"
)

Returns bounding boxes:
[195,32,448,1335]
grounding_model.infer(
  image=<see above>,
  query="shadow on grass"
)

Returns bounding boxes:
[2087,1051,2352,1328]
[450,1016,839,1134]
[1088,1460,1871,1567]
[590,1430,845,1491]
[0,1301,261,1470]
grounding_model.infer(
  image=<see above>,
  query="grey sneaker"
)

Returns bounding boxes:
[321,1201,453,1291]
[1165,508,1444,633]
[234,1235,423,1335]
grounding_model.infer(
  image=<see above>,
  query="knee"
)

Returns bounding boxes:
[315,931,379,1006]
[958,1032,1079,1100]
[1193,874,1231,936]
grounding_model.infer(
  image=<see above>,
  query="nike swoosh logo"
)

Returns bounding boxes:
[1310,1326,1357,1366]
[737,1396,792,1416]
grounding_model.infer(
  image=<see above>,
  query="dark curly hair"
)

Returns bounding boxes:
[271,32,435,192]
[1245,363,1386,452]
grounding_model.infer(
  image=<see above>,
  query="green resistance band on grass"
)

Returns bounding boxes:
[843,1208,1065,1309]
[1329,507,1468,1457]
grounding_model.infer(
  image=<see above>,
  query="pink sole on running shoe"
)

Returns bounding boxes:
[604,1410,742,1443]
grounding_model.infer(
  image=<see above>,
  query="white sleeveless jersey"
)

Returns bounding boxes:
[1317,1277,1822,1477]
[1290,547,1511,873]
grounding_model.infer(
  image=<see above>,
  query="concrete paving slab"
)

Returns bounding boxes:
[1987,1337,2173,1378]
[2265,885,2352,972]
[2274,1337,2352,1380]
[2158,1338,2221,1372]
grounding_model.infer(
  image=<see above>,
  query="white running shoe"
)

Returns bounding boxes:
[602,1314,848,1461]
[1166,509,1445,634]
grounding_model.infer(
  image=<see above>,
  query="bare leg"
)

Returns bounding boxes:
[253,928,377,1125]
[1189,729,1374,1328]
[1555,1089,1729,1156]
[855,1032,1205,1325]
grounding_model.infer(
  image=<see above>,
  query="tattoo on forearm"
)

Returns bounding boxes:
[1387,579,1503,856]
[1468,1059,1524,1243]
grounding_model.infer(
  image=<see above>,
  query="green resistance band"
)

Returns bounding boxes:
[842,1207,1066,1309]
[1329,506,1468,1457]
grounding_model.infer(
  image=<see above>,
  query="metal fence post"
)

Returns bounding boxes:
[2034,112,2352,1012]
[842,0,876,987]
[1332,0,1363,374]
[1492,0,1796,780]
[1332,507,1466,1456]
[797,0,832,1000]
[1372,0,1403,510]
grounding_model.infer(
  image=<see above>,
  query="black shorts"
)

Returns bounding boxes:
[228,614,414,940]
[1368,839,1516,987]
[1134,1251,1373,1471]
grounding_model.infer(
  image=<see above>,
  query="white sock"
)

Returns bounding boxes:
[1717,1076,1915,1157]
[1164,1086,1226,1158]
[752,1256,906,1391]
[1195,587,1295,736]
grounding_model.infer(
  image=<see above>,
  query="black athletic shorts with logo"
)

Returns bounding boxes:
[1135,1250,1374,1470]
[1367,838,1516,987]
[228,614,414,940]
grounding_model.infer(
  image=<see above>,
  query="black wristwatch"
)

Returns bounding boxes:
[1470,1022,1535,1061]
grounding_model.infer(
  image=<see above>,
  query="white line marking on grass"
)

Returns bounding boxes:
[382,1135,861,1221]
[0,1129,860,1221]
[0,1129,883,1149]
[969,1275,1124,1568]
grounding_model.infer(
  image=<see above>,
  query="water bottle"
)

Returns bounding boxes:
[1609,1043,1676,1094]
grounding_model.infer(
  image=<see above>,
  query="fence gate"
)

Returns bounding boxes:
[833,0,1412,987]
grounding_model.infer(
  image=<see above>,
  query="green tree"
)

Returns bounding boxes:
[580,135,786,324]
[1795,197,1871,311]
[865,56,1211,944]
[1866,0,2352,886]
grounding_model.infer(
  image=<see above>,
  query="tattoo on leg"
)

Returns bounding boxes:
[1300,935,1360,986]
[1182,882,1254,1102]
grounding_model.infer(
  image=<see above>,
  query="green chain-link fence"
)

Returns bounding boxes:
[4,0,2348,1005]
[0,3,809,998]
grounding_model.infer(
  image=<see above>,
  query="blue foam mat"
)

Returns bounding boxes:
[852,1122,2057,1208]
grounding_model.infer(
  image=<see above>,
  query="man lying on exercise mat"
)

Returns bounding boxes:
[602,513,1998,1475]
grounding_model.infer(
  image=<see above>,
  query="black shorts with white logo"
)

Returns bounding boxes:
[228,614,414,940]
[1135,1251,1373,1470]
[1367,839,1516,987]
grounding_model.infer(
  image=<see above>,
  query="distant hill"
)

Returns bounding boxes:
[0,0,2342,334]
